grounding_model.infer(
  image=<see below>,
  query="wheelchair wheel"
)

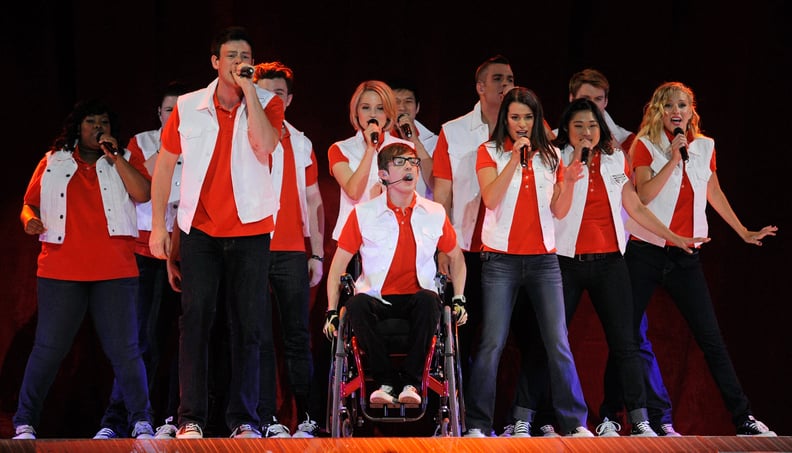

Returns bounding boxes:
[329,308,356,437]
[442,305,462,437]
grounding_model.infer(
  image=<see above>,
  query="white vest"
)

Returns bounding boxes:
[354,192,446,301]
[626,135,713,246]
[39,149,138,244]
[330,132,413,240]
[176,79,279,233]
[413,119,438,200]
[271,120,313,238]
[554,146,629,257]
[480,143,558,253]
[132,129,180,232]
[440,102,489,251]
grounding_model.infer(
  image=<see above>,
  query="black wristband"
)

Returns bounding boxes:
[310,254,324,262]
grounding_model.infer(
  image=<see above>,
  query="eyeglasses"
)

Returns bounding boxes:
[391,156,421,166]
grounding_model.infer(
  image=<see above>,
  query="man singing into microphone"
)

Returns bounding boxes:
[323,142,468,406]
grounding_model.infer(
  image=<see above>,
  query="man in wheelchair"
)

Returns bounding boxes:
[323,142,467,406]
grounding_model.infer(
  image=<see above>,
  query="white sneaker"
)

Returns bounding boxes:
[13,425,36,440]
[630,420,658,437]
[155,417,178,439]
[464,428,487,438]
[175,423,203,439]
[230,424,262,439]
[262,418,291,438]
[370,384,396,405]
[596,417,621,437]
[293,415,319,438]
[657,423,682,437]
[567,426,594,437]
[398,385,421,404]
[132,421,155,439]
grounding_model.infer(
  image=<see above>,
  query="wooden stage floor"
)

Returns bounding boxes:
[1,436,791,452]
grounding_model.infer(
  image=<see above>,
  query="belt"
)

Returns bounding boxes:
[570,252,621,262]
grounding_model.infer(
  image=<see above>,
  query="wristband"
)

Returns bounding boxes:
[310,254,324,262]
[451,295,466,305]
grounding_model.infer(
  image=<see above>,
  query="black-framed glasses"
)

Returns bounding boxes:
[391,156,421,166]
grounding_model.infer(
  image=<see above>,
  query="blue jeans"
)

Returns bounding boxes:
[14,277,152,431]
[178,228,271,430]
[258,251,313,422]
[624,239,752,426]
[99,254,181,434]
[464,252,587,434]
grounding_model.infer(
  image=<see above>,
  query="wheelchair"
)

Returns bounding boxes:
[326,273,466,437]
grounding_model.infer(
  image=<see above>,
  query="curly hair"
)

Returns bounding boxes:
[51,99,118,153]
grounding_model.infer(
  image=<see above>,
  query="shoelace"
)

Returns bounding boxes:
[95,427,116,438]
[297,419,318,433]
[513,420,530,435]
[633,421,653,434]
[539,424,557,436]
[265,423,290,437]
[596,419,621,435]
[501,424,515,436]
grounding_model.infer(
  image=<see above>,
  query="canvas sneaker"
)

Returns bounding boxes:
[93,427,118,439]
[131,421,155,439]
[656,423,682,437]
[293,415,319,438]
[500,419,530,438]
[13,425,36,440]
[370,384,397,405]
[737,416,777,437]
[262,417,291,438]
[155,417,178,439]
[398,385,421,404]
[230,423,262,439]
[537,424,560,437]
[464,428,487,438]
[176,422,203,439]
[630,420,658,437]
[567,426,594,437]
[596,417,621,437]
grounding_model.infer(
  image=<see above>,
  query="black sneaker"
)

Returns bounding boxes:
[737,416,777,437]
[630,420,658,437]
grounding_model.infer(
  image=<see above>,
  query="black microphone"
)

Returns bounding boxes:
[96,131,121,155]
[382,172,415,186]
[581,147,590,165]
[518,132,528,167]
[368,118,379,144]
[398,113,413,138]
[239,66,254,78]
[672,127,689,162]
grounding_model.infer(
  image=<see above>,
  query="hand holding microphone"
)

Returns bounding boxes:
[367,118,380,145]
[397,113,413,139]
[96,131,121,156]
[516,133,530,167]
[672,127,689,162]
[238,65,254,78]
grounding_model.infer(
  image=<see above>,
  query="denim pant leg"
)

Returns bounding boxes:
[464,253,519,434]
[13,278,92,428]
[90,278,153,428]
[525,254,588,433]
[662,249,752,425]
[268,251,313,417]
[223,234,271,430]
[178,229,224,427]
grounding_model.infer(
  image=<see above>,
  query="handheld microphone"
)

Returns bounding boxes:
[367,118,379,145]
[581,147,590,165]
[397,113,413,138]
[520,146,528,168]
[96,131,121,155]
[672,127,689,162]
[239,66,254,78]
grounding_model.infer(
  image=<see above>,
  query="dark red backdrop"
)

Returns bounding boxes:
[1,0,789,438]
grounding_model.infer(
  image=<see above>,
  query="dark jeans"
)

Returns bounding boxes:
[178,228,271,430]
[465,252,587,434]
[258,251,313,422]
[14,277,152,431]
[345,290,440,389]
[624,239,752,426]
[99,254,181,434]
[456,251,483,384]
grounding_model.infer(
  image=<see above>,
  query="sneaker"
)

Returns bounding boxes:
[13,425,36,440]
[500,419,531,438]
[656,423,682,437]
[537,424,561,437]
[293,415,319,438]
[93,427,118,439]
[567,426,595,437]
[230,423,262,439]
[595,417,621,437]
[398,385,421,404]
[464,428,487,438]
[737,416,777,437]
[155,417,178,439]
[630,420,658,437]
[370,384,396,405]
[132,421,155,439]
[262,418,291,438]
[176,423,203,439]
